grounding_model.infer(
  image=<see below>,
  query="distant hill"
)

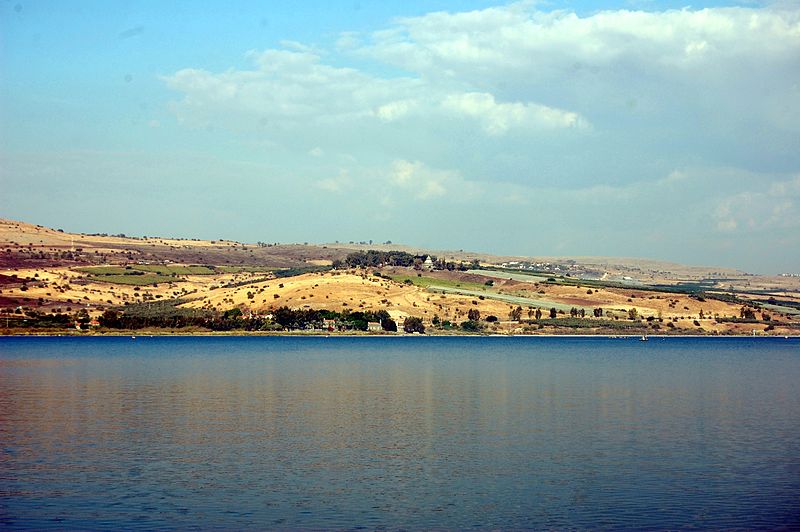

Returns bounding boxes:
[1,218,798,336]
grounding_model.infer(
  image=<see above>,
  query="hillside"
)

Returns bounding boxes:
[1,218,798,335]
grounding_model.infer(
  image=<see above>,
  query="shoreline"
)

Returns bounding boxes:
[1,331,796,339]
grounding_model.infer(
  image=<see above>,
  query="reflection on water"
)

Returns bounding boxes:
[1,336,799,529]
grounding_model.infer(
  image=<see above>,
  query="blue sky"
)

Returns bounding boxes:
[2,0,799,273]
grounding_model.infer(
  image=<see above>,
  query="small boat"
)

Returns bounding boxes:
[640,335,648,341]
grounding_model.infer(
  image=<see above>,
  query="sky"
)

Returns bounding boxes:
[1,0,799,273]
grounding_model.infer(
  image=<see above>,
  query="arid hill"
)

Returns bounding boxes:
[1,218,798,335]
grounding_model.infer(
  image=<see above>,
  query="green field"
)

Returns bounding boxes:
[473,268,717,294]
[468,269,554,283]
[213,265,276,274]
[76,264,216,276]
[387,274,489,292]
[134,265,216,275]
[75,264,226,286]
[75,266,134,275]
[88,273,174,286]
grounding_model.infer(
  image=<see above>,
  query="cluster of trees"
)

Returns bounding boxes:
[95,306,402,332]
[740,306,757,320]
[98,309,248,331]
[271,307,396,331]
[334,250,421,269]
[569,307,587,318]
[8,310,73,328]
[428,258,474,272]
[334,250,475,272]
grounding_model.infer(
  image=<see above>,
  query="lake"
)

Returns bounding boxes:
[1,336,798,529]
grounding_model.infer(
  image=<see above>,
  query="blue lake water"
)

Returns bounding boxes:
[1,336,799,529]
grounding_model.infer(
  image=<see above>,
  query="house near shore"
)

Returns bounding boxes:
[367,321,382,332]
[423,256,434,270]
[323,318,336,331]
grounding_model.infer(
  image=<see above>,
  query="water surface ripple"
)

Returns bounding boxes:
[1,336,798,529]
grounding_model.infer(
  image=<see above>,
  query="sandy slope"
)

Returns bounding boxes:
[181,271,525,324]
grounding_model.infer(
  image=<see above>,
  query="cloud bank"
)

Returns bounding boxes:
[14,3,800,272]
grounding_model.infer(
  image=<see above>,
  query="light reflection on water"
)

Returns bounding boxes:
[1,336,799,529]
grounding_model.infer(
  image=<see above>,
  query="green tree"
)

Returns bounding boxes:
[509,306,522,321]
[549,308,557,319]
[224,307,243,319]
[740,306,756,320]
[460,320,481,332]
[99,309,121,328]
[628,308,639,320]
[403,316,425,334]
[468,308,480,321]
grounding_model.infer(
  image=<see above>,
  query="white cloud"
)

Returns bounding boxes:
[164,43,588,152]
[441,92,586,135]
[388,160,449,200]
[374,99,418,122]
[362,5,800,148]
[714,175,800,233]
[315,169,352,193]
[164,49,420,130]
[156,4,800,271]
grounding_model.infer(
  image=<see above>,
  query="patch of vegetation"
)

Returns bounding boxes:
[213,265,277,274]
[135,265,216,275]
[460,320,482,332]
[480,268,729,296]
[272,265,332,278]
[217,276,273,289]
[403,316,426,334]
[760,297,800,309]
[693,292,751,306]
[387,274,487,292]
[335,250,470,271]
[76,264,218,285]
[90,273,174,285]
[714,317,770,324]
[115,298,201,318]
[4,311,72,329]
[75,266,134,275]
[337,250,419,268]
[528,318,642,329]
